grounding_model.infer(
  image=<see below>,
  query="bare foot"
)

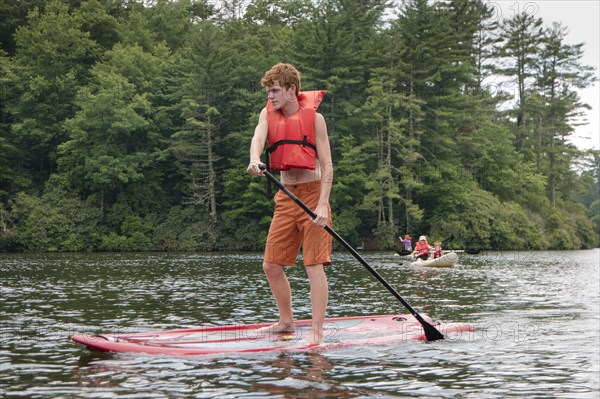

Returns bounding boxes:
[255,321,295,336]
[304,329,324,344]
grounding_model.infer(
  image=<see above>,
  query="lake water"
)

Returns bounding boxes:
[1,249,598,398]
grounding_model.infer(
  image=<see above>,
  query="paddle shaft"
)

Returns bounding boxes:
[260,166,444,341]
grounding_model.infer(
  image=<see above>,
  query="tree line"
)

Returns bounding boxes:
[0,0,598,252]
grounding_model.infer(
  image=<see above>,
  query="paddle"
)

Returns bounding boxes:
[258,165,444,341]
[398,254,417,265]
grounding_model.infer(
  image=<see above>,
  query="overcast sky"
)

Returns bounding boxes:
[490,0,599,150]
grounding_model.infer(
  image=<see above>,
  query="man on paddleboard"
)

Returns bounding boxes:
[246,63,333,344]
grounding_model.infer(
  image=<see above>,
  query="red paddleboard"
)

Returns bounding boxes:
[71,314,474,356]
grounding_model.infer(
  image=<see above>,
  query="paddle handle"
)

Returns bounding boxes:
[258,164,444,341]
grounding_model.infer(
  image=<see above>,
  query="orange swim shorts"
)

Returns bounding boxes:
[264,180,332,267]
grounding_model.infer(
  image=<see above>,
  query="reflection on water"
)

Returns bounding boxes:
[1,250,599,398]
[71,351,360,399]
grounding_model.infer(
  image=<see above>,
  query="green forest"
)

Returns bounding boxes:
[1,0,598,252]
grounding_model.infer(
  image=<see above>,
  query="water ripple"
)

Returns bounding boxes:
[1,250,598,398]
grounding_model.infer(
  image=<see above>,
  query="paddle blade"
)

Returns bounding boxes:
[423,322,445,341]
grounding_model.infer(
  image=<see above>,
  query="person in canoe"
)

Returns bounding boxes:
[401,235,412,252]
[432,242,444,259]
[412,235,432,261]
[246,63,333,344]
[396,234,412,256]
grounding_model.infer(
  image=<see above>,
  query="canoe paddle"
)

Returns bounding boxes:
[258,164,444,341]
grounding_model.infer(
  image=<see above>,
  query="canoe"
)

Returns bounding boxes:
[409,252,458,267]
[71,313,473,356]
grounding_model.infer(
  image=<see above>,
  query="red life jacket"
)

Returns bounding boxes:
[266,90,326,171]
[415,241,430,252]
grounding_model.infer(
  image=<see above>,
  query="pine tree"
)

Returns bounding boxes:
[495,10,544,154]
[532,22,597,207]
[170,22,233,229]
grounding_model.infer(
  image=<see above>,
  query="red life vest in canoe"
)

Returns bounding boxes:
[266,90,326,171]
[415,241,430,253]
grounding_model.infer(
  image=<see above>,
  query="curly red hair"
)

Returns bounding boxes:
[261,63,301,95]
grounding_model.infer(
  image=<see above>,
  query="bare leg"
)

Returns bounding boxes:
[305,264,328,343]
[257,261,295,334]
